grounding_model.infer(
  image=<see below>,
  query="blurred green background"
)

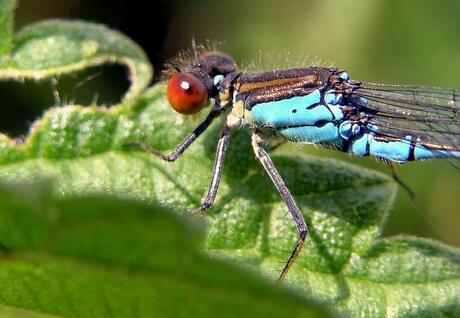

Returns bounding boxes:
[2,0,459,246]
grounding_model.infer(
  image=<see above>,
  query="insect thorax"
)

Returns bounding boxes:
[227,67,356,131]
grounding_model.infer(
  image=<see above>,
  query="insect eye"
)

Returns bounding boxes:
[166,73,208,114]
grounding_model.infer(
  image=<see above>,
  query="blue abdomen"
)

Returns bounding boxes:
[248,88,460,162]
[250,89,344,146]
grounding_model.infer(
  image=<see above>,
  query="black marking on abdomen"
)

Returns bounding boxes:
[322,102,337,121]
[365,135,371,156]
[341,137,352,153]
[306,102,322,110]
[314,120,330,127]
[272,120,330,130]
[408,140,416,161]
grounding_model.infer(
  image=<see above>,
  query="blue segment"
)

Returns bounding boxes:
[252,90,321,127]
[339,121,361,140]
[325,90,343,105]
[349,132,460,162]
[330,105,344,120]
[369,138,411,162]
[413,145,438,159]
[252,89,344,128]
[279,123,340,144]
[414,145,434,159]
[213,74,224,86]
[349,133,411,162]
[339,72,349,81]
[349,133,370,156]
[414,145,460,160]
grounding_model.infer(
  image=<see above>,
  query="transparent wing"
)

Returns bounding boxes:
[352,82,460,154]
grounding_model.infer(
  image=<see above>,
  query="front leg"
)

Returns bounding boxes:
[251,131,308,282]
[124,106,230,215]
[190,125,231,215]
[123,109,222,162]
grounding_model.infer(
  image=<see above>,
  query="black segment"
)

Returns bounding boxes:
[408,140,416,161]
[238,67,334,84]
[237,67,337,110]
[365,134,371,156]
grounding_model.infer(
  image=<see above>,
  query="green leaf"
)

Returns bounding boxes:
[0,0,16,58]
[1,84,459,317]
[0,182,331,317]
[0,19,152,100]
[0,12,458,316]
[0,305,62,318]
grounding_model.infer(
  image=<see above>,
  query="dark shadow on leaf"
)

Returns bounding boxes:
[132,153,201,208]
[0,63,130,138]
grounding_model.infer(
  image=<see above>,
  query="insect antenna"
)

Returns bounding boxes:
[191,37,199,60]
[168,60,182,73]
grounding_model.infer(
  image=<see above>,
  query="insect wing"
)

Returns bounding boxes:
[352,83,460,157]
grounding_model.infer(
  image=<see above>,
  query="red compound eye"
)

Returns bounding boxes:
[166,73,208,114]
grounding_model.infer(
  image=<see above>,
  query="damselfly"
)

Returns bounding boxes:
[125,51,460,282]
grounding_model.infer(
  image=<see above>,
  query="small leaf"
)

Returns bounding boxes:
[0,182,331,318]
[0,0,16,58]
[0,19,152,101]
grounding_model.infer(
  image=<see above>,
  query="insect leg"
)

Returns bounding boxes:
[390,163,415,201]
[123,109,222,162]
[251,131,308,282]
[190,125,231,215]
